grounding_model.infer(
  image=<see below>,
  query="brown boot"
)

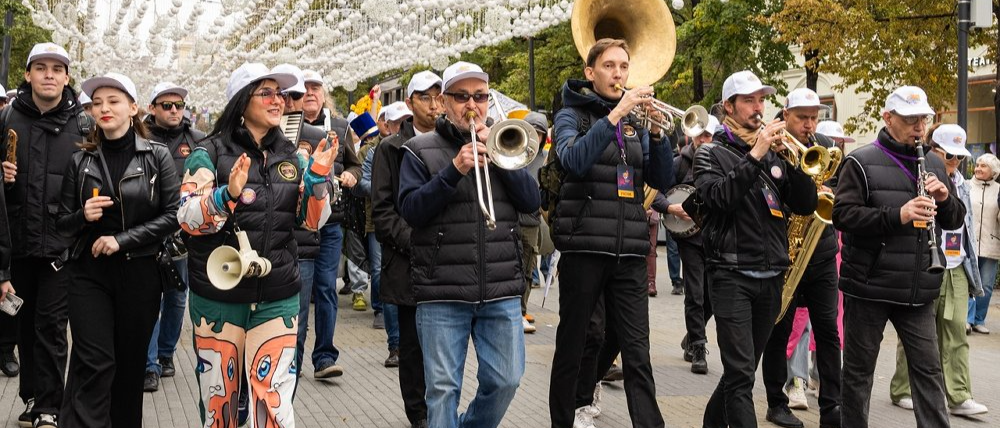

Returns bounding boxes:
[648,282,658,297]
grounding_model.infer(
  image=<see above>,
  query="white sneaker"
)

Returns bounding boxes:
[785,377,809,410]
[584,382,602,418]
[573,407,596,428]
[894,397,914,410]
[522,317,536,334]
[950,398,988,415]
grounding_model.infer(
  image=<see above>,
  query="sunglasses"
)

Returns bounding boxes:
[444,92,489,104]
[934,148,966,161]
[282,91,305,101]
[158,101,186,111]
[253,88,284,103]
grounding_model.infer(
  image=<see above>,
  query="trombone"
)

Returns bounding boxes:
[614,84,711,138]
[466,111,541,231]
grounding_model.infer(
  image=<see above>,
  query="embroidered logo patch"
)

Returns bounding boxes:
[277,161,298,181]
[906,93,922,104]
[240,188,257,205]
[622,125,636,137]
[771,165,783,179]
[178,143,191,157]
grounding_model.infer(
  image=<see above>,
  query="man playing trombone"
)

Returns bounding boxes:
[547,38,673,428]
[694,70,817,428]
[397,61,539,428]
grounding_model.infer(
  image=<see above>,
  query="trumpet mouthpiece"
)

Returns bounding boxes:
[465,111,478,121]
[614,84,624,91]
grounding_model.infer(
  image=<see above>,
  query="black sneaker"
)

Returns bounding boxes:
[17,399,34,428]
[143,371,159,392]
[670,282,684,295]
[159,356,176,377]
[765,405,804,428]
[338,285,352,295]
[602,364,624,382]
[33,414,57,428]
[314,360,344,378]
[1,347,19,377]
[384,350,400,368]
[690,344,708,375]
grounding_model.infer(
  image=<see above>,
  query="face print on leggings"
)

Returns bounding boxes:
[247,318,297,428]
[194,319,245,428]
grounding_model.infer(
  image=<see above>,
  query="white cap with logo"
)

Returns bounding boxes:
[273,64,307,94]
[882,86,935,117]
[703,116,721,136]
[225,63,298,102]
[722,70,775,101]
[302,69,324,86]
[931,124,971,158]
[78,91,91,106]
[784,88,830,111]
[82,72,139,101]
[27,42,70,67]
[442,61,488,92]
[383,101,413,122]
[816,121,855,143]
[149,82,188,104]
[407,71,443,98]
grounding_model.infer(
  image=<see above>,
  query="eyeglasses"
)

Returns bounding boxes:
[934,148,966,161]
[157,101,186,111]
[413,94,440,105]
[444,92,489,104]
[894,113,932,126]
[282,91,305,101]
[253,88,284,103]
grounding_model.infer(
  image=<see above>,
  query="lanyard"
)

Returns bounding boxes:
[614,121,627,164]
[873,139,918,184]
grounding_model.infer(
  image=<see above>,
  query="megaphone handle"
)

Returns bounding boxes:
[236,230,253,253]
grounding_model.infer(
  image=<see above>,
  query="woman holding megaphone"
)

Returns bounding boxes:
[177,63,335,427]
[55,73,181,428]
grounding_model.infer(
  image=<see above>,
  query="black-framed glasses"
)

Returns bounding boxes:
[444,92,489,104]
[158,101,186,111]
[282,91,305,101]
[253,88,284,103]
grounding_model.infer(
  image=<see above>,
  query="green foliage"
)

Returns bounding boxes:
[0,0,53,90]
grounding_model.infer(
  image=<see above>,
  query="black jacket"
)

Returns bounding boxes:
[372,120,417,306]
[833,128,964,305]
[694,123,818,271]
[291,123,328,260]
[2,83,88,259]
[143,115,206,179]
[306,110,361,224]
[672,143,703,245]
[56,136,180,261]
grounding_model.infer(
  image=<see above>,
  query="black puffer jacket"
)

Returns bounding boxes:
[56,136,180,260]
[833,128,964,305]
[372,120,417,306]
[143,115,206,178]
[291,123,328,260]
[2,83,88,259]
[306,110,361,224]
[694,123,817,271]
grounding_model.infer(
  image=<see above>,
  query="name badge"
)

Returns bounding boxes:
[617,164,635,199]
[944,232,962,257]
[762,187,783,218]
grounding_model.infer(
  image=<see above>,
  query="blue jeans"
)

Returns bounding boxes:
[968,256,998,326]
[666,235,682,284]
[146,257,189,375]
[417,298,524,428]
[368,232,383,313]
[385,303,400,351]
[295,258,316,374]
[305,223,343,367]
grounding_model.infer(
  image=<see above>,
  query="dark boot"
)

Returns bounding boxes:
[765,405,804,428]
[690,344,708,375]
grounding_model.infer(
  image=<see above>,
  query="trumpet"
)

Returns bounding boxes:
[614,84,711,138]
[465,111,541,231]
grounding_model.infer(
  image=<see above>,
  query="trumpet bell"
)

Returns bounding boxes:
[487,119,540,170]
[571,0,676,87]
[801,146,831,177]
[681,105,711,138]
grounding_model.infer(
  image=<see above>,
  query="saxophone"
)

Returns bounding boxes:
[776,135,843,323]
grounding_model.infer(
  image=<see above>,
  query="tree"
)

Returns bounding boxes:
[770,0,997,133]
[0,0,53,90]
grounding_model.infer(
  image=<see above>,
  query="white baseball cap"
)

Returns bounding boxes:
[5,89,15,99]
[0,84,6,99]
[149,82,188,104]
[882,86,935,117]
[442,61,488,92]
[722,70,775,101]
[703,115,721,136]
[273,64,306,94]
[26,42,70,67]
[78,91,91,106]
[816,121,855,143]
[81,72,138,101]
[383,102,412,122]
[302,69,324,86]
[407,71,443,97]
[225,63,298,102]
[931,124,971,158]
[784,88,830,111]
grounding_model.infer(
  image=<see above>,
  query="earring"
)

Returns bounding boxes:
[240,117,245,126]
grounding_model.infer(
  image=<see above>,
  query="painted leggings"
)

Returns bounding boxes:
[190,292,299,428]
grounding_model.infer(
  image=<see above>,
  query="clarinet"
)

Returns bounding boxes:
[915,140,946,274]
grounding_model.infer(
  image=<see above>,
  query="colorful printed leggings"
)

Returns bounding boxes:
[190,292,299,428]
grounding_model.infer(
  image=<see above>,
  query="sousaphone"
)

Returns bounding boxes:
[571,0,677,87]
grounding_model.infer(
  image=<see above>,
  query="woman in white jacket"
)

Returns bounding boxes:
[968,153,1000,333]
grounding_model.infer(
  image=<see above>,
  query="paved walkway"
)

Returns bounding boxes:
[2,247,999,427]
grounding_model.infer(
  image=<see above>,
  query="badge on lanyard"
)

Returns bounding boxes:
[617,164,635,199]
[944,232,962,257]
[762,187,783,218]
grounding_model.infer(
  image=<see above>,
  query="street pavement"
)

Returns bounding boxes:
[1,246,999,427]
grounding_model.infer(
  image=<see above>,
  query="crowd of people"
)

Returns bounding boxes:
[0,37,995,428]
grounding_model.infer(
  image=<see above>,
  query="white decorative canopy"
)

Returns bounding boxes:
[23,0,571,110]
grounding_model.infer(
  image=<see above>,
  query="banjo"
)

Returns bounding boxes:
[662,184,699,238]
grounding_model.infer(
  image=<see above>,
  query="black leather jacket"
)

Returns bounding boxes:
[56,136,181,261]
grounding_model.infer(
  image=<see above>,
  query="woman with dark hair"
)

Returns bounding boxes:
[55,72,181,428]
[177,63,335,427]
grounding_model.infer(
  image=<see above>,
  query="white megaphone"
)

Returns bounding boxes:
[207,230,272,290]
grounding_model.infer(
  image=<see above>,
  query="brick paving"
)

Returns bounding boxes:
[2,246,1000,427]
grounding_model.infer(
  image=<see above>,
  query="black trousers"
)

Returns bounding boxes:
[703,269,782,428]
[60,252,161,428]
[0,309,15,351]
[678,239,712,346]
[572,290,620,408]
[841,296,950,428]
[761,259,841,419]
[549,253,663,428]
[397,304,428,424]
[13,257,69,415]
